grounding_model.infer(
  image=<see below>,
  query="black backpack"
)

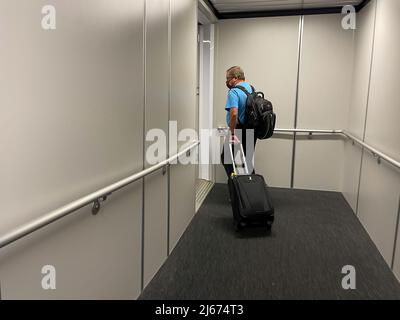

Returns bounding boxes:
[235,85,276,140]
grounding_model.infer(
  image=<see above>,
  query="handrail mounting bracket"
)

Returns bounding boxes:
[92,193,111,215]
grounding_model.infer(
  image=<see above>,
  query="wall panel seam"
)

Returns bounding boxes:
[391,195,400,270]
[141,0,147,293]
[361,0,377,143]
[167,0,172,256]
[355,0,378,216]
[291,15,304,189]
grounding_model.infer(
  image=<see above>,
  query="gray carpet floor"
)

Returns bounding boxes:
[139,183,400,300]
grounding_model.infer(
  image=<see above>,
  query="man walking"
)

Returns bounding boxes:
[221,66,257,178]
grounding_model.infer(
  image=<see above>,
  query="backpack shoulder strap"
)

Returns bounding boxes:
[234,85,251,96]
[251,85,255,93]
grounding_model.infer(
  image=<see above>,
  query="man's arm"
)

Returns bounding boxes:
[225,90,240,142]
[229,107,238,136]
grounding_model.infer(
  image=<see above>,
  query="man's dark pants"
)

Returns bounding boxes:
[221,123,257,178]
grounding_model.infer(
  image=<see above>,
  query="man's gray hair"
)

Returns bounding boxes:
[226,66,245,80]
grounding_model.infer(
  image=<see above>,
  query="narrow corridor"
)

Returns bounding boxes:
[140,184,400,299]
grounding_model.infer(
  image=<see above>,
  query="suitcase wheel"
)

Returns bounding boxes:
[266,221,273,231]
[234,221,246,232]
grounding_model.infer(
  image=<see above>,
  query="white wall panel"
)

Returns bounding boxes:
[341,0,400,275]
[357,154,400,265]
[342,0,376,211]
[0,0,144,298]
[342,140,363,212]
[169,0,197,253]
[364,0,400,161]
[294,14,354,191]
[295,137,345,191]
[213,16,301,186]
[393,198,400,281]
[143,170,168,288]
[254,138,293,188]
[347,0,376,138]
[0,183,142,299]
[169,164,196,253]
[356,0,400,271]
[143,0,170,289]
[170,0,197,151]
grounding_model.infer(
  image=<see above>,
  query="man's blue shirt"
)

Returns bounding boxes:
[225,82,252,126]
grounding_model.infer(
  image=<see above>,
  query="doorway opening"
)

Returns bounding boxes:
[196,2,217,212]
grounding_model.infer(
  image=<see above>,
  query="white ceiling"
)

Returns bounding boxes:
[210,0,364,13]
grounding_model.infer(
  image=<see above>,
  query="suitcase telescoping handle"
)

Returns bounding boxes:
[228,141,249,176]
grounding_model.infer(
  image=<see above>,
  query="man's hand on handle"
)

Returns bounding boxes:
[229,134,241,144]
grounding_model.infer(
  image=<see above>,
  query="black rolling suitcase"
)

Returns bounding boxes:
[227,142,274,231]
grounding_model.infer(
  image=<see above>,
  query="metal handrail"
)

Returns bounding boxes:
[275,128,400,170]
[274,128,343,134]
[341,131,400,170]
[0,141,200,249]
